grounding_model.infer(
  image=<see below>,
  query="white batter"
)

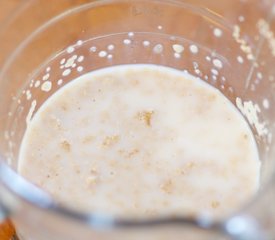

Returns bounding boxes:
[18,64,260,219]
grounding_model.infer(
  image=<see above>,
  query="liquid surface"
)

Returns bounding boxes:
[18,64,260,219]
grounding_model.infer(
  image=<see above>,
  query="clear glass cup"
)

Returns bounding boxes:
[0,0,275,239]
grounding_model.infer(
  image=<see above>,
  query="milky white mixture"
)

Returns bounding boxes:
[18,64,260,219]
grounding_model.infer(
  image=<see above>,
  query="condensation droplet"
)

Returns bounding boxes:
[128,32,134,37]
[99,51,107,58]
[90,46,97,52]
[213,59,223,69]
[257,72,263,79]
[62,69,72,77]
[57,79,63,86]
[67,46,75,54]
[107,54,113,60]
[153,44,164,54]
[189,44,199,54]
[237,56,244,64]
[206,56,211,62]
[60,58,66,65]
[172,44,184,54]
[41,81,52,92]
[143,41,150,47]
[263,99,270,109]
[195,69,201,75]
[42,73,50,81]
[77,66,84,72]
[174,53,181,59]
[26,90,32,100]
[77,40,83,46]
[213,28,223,38]
[46,67,51,72]
[77,56,84,63]
[65,55,77,68]
[211,69,219,76]
[158,25,163,30]
[193,62,199,69]
[123,39,131,45]
[238,16,245,22]
[26,100,37,125]
[250,84,256,91]
[107,44,115,51]
[34,80,41,88]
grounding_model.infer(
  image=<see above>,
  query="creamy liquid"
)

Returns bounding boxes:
[18,64,260,219]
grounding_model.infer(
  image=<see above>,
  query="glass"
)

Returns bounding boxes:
[0,0,275,239]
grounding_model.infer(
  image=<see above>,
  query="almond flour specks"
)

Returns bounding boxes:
[19,65,260,220]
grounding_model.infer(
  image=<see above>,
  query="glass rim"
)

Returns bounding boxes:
[0,0,273,232]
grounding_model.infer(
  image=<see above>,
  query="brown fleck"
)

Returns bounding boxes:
[60,103,68,111]
[86,168,99,186]
[137,111,154,126]
[50,115,62,130]
[160,179,173,194]
[128,149,140,158]
[82,135,95,144]
[102,135,120,147]
[86,176,98,186]
[145,209,158,217]
[186,162,196,169]
[177,162,195,175]
[208,94,217,102]
[74,164,81,174]
[211,201,220,209]
[60,140,71,152]
[119,148,140,158]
